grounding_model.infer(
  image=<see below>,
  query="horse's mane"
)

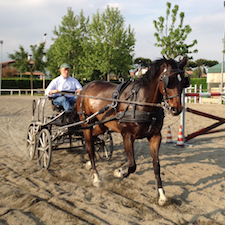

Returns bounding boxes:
[136,58,177,86]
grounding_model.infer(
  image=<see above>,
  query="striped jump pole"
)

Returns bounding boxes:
[185,92,225,97]
[179,91,225,143]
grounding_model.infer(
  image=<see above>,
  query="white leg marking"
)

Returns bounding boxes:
[114,167,127,178]
[92,172,101,188]
[158,188,167,206]
[85,161,92,171]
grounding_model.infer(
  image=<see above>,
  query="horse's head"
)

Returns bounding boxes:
[159,56,189,116]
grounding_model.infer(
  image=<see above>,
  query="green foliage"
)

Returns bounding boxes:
[134,57,151,67]
[192,67,202,78]
[153,2,198,60]
[195,58,218,67]
[186,60,197,69]
[30,42,46,74]
[8,45,29,76]
[46,8,89,79]
[81,6,135,81]
[190,78,207,89]
[8,42,46,89]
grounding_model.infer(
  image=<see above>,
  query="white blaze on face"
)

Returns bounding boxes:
[177,74,182,81]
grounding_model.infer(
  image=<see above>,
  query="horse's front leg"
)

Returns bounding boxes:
[114,133,136,178]
[83,128,101,187]
[149,134,167,206]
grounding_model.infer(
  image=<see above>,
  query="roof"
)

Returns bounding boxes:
[0,60,35,68]
[208,62,225,73]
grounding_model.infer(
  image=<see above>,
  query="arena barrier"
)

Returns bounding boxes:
[180,91,225,143]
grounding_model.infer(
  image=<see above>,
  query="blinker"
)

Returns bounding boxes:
[163,76,169,87]
[184,76,190,88]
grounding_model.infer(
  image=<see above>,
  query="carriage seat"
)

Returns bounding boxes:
[48,96,79,125]
[52,104,64,112]
[48,97,64,112]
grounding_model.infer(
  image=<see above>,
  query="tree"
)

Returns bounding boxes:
[29,42,46,89]
[46,8,89,79]
[153,2,198,60]
[134,57,151,68]
[8,43,46,89]
[186,60,198,69]
[82,6,135,81]
[8,45,29,77]
[195,59,218,67]
[192,67,202,78]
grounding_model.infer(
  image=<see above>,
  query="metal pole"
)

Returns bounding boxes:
[43,33,47,90]
[220,2,225,104]
[220,29,225,104]
[180,88,185,141]
[0,40,3,96]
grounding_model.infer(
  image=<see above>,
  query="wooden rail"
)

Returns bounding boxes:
[0,89,45,96]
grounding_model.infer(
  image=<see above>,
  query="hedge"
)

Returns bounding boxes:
[1,77,207,90]
[1,78,52,89]
[190,78,207,90]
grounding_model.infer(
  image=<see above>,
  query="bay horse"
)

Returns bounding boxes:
[76,56,188,206]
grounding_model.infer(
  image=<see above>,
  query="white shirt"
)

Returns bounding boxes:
[45,75,82,98]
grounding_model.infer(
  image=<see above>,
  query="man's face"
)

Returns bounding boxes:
[60,68,70,78]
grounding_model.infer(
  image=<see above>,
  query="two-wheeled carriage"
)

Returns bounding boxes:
[26,94,113,170]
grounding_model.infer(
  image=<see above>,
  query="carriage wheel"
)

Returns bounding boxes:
[95,131,113,160]
[37,129,52,170]
[26,125,37,161]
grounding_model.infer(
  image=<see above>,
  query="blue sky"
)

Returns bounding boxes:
[1,0,225,63]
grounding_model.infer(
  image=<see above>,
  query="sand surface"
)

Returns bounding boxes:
[0,95,225,225]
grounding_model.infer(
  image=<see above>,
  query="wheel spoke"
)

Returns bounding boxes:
[37,129,52,169]
[95,131,113,160]
[26,125,36,161]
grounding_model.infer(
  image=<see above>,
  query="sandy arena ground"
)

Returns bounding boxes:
[0,95,225,225]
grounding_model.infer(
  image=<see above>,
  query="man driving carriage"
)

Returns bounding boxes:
[45,63,82,125]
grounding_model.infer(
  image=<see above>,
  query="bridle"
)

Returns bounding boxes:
[160,68,185,110]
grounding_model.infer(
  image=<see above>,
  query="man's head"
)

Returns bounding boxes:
[60,63,70,78]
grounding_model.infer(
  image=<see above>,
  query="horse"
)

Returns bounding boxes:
[76,56,189,206]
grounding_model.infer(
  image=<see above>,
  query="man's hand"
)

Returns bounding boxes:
[75,89,81,94]
[50,89,59,95]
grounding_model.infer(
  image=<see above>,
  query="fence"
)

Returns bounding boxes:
[185,84,225,104]
[0,89,45,96]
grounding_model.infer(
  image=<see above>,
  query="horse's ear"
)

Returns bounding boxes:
[162,55,169,66]
[179,57,187,69]
[162,55,168,62]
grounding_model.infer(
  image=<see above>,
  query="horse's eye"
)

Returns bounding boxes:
[177,74,182,81]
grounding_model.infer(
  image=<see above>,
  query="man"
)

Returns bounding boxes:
[45,63,82,112]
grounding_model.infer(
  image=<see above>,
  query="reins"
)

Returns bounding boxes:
[61,92,164,108]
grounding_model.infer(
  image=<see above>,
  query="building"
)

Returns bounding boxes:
[1,60,44,78]
[207,62,225,91]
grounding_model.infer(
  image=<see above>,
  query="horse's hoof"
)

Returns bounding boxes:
[158,188,167,206]
[85,161,92,170]
[158,197,167,206]
[114,167,126,178]
[92,173,101,188]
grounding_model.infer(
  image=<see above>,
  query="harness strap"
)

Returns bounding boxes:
[79,108,164,130]
[112,80,131,108]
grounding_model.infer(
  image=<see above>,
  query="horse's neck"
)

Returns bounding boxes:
[139,77,162,104]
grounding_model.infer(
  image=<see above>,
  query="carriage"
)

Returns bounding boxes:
[26,56,190,206]
[26,93,114,170]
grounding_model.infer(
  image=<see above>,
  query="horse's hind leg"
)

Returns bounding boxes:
[114,133,136,178]
[83,128,101,187]
[149,135,167,206]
